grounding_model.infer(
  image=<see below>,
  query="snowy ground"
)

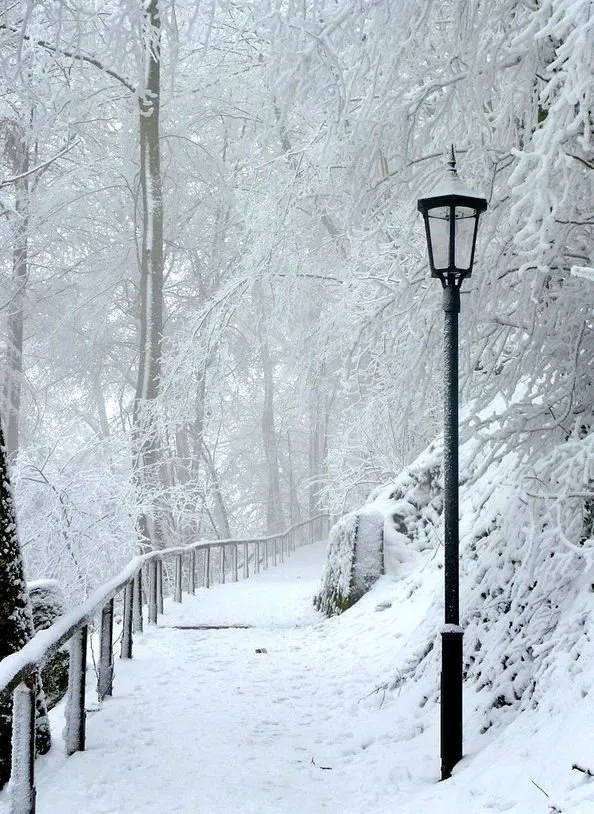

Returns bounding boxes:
[2,541,594,813]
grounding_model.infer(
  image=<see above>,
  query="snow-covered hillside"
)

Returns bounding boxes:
[2,446,593,812]
[10,536,594,811]
[335,419,594,811]
[362,422,594,730]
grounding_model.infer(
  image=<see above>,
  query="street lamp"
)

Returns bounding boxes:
[417,147,487,781]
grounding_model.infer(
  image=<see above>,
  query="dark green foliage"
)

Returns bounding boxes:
[314,511,384,617]
[314,514,358,616]
[28,581,69,711]
[0,426,50,786]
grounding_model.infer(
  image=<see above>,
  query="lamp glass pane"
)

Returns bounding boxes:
[454,206,477,270]
[427,206,451,270]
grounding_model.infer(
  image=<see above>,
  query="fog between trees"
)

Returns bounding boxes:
[0,0,591,601]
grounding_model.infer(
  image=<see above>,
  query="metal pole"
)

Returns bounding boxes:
[121,581,134,659]
[66,626,87,755]
[189,549,196,594]
[132,570,143,633]
[157,558,164,615]
[174,554,183,602]
[205,546,211,588]
[148,559,158,624]
[441,283,463,780]
[11,674,37,814]
[98,599,114,700]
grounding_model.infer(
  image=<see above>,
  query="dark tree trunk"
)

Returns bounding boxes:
[132,0,165,548]
[259,327,284,533]
[2,120,30,460]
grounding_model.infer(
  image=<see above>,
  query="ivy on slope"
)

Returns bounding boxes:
[362,426,594,733]
[315,511,384,616]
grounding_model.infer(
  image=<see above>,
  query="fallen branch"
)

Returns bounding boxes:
[572,763,594,778]
[531,779,550,797]
[311,757,332,770]
[531,780,563,812]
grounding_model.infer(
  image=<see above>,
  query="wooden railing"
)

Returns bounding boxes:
[0,515,328,814]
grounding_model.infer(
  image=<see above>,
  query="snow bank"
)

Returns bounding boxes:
[355,422,594,736]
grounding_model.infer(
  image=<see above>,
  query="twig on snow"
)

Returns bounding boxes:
[531,779,551,797]
[572,763,594,778]
[311,757,333,770]
[531,780,562,812]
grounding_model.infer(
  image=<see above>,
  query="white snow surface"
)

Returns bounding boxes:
[1,540,594,813]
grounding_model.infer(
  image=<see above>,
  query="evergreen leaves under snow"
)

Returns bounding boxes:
[357,423,594,733]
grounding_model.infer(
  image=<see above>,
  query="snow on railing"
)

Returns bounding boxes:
[0,515,328,814]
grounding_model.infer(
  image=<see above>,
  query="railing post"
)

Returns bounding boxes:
[148,559,158,624]
[174,554,183,603]
[220,545,225,584]
[255,542,260,574]
[189,549,196,594]
[98,599,114,701]
[205,546,211,588]
[66,625,87,755]
[274,537,278,567]
[10,672,36,814]
[265,540,270,569]
[233,544,238,582]
[143,563,150,604]
[121,581,134,659]
[243,542,249,579]
[280,534,285,564]
[157,558,164,615]
[133,570,143,633]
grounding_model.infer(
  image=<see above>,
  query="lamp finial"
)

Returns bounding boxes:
[447,145,457,176]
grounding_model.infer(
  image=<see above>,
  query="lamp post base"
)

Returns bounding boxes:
[440,627,463,780]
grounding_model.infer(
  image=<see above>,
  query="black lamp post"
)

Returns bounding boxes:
[417,147,487,781]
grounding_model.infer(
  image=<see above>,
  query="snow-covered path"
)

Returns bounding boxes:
[7,542,428,814]
[3,540,593,813]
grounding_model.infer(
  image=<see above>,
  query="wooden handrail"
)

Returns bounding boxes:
[0,514,328,814]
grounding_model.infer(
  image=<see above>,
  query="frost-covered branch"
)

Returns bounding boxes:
[0,139,81,190]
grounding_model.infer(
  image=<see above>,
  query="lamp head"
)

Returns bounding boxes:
[417,147,487,287]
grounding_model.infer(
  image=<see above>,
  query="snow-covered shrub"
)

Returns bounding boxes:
[315,510,384,616]
[13,439,139,604]
[357,420,594,734]
[28,580,65,631]
[367,443,443,566]
[28,580,69,711]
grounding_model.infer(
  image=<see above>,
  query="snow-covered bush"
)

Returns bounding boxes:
[357,419,594,733]
[315,510,384,616]
[28,580,69,711]
[28,580,65,631]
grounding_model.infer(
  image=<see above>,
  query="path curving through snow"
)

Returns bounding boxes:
[4,542,431,814]
[2,540,589,813]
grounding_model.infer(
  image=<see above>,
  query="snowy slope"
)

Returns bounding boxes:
[1,482,594,812]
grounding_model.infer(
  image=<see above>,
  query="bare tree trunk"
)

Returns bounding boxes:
[286,430,302,527]
[309,363,329,540]
[2,120,30,459]
[201,441,232,538]
[132,0,165,548]
[257,302,284,533]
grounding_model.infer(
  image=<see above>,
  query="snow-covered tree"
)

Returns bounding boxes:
[0,424,49,787]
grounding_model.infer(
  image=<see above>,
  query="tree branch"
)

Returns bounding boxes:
[0,24,136,94]
[0,139,81,189]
